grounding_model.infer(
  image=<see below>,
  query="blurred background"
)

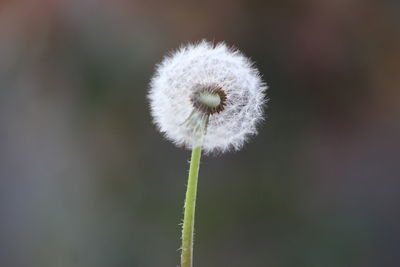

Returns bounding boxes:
[0,0,399,266]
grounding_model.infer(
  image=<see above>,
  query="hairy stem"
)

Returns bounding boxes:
[180,146,202,267]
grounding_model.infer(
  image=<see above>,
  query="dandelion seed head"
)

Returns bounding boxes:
[148,40,267,153]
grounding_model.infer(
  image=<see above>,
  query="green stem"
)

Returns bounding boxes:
[181,146,202,267]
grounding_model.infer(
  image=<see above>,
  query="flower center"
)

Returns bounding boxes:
[190,85,227,115]
[198,92,221,108]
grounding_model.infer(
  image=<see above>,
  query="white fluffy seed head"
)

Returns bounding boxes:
[148,40,267,154]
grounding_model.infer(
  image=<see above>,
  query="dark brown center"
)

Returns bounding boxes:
[190,85,227,115]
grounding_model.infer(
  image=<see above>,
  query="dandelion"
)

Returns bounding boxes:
[148,40,267,267]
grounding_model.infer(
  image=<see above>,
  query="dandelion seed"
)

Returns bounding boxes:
[148,40,267,267]
[148,40,267,153]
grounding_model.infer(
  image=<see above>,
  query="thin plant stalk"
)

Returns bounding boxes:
[181,146,202,267]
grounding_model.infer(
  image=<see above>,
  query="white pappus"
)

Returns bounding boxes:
[148,40,267,153]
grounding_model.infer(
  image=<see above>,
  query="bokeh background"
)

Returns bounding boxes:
[1,0,399,266]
